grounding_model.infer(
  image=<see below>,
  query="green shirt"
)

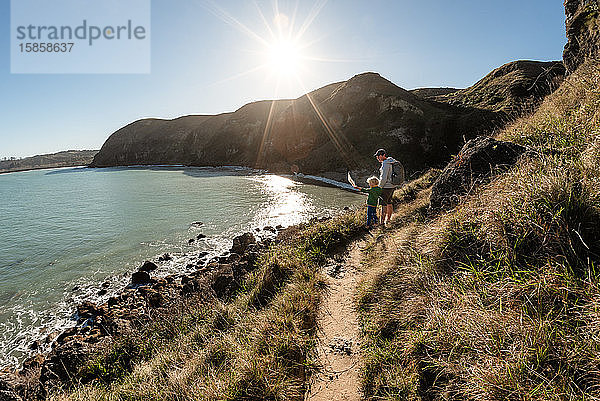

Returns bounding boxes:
[360,186,382,207]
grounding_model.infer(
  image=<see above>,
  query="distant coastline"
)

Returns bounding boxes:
[0,150,98,174]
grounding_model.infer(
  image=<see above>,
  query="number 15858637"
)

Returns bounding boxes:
[19,43,74,52]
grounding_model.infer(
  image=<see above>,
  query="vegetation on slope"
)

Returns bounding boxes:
[0,150,97,173]
[53,212,365,401]
[357,61,600,400]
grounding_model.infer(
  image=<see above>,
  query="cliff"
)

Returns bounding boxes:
[432,60,565,115]
[90,61,563,175]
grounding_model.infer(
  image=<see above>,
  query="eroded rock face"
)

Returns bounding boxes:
[89,66,543,175]
[564,0,600,73]
[429,136,526,210]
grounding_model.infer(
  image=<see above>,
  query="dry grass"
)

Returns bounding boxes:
[52,212,366,401]
[358,60,600,400]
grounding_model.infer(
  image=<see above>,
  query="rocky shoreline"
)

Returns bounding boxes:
[0,219,329,400]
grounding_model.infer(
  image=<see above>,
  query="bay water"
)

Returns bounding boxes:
[0,166,363,368]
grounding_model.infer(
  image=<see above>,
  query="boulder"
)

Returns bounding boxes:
[230,232,256,255]
[138,261,158,272]
[429,136,526,210]
[196,233,207,239]
[131,271,151,285]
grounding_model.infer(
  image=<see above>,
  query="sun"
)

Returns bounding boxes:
[266,38,302,76]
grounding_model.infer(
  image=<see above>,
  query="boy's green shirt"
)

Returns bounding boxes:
[360,186,382,207]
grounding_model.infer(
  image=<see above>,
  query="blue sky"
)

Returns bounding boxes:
[0,0,566,158]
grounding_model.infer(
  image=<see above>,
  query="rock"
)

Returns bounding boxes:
[343,206,350,211]
[188,238,195,244]
[139,261,158,272]
[55,327,79,345]
[40,340,93,389]
[76,301,104,321]
[244,252,259,265]
[0,378,21,401]
[196,233,207,239]
[44,331,59,344]
[198,251,209,258]
[101,281,110,288]
[107,296,120,307]
[181,277,201,295]
[153,278,167,288]
[158,253,172,262]
[191,221,204,227]
[263,226,276,233]
[131,271,151,285]
[275,225,283,230]
[564,0,600,73]
[22,353,45,371]
[139,288,163,307]
[231,261,249,278]
[211,265,235,297]
[227,253,241,263]
[328,337,353,355]
[97,289,107,296]
[230,232,256,254]
[429,136,526,210]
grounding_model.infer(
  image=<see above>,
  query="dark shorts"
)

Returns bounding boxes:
[380,188,395,205]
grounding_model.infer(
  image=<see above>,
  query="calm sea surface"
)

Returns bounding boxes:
[0,166,362,368]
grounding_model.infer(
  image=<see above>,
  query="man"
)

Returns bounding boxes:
[374,148,399,225]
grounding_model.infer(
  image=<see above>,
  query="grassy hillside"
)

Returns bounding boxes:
[0,150,97,173]
[51,213,366,401]
[48,61,600,401]
[358,61,600,400]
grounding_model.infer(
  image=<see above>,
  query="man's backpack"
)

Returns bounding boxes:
[390,161,405,187]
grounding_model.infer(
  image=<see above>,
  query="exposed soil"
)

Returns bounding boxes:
[306,240,364,401]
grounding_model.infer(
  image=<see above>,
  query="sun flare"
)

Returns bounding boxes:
[267,39,302,76]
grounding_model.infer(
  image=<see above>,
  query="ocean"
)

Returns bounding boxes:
[0,166,363,368]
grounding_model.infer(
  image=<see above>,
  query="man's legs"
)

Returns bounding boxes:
[380,188,395,224]
[384,203,393,224]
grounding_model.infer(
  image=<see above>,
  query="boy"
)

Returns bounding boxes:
[354,176,382,227]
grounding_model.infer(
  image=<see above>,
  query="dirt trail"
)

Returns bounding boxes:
[306,240,364,401]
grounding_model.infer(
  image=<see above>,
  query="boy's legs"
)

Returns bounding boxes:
[366,206,376,226]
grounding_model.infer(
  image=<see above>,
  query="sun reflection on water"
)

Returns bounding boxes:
[250,175,312,227]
